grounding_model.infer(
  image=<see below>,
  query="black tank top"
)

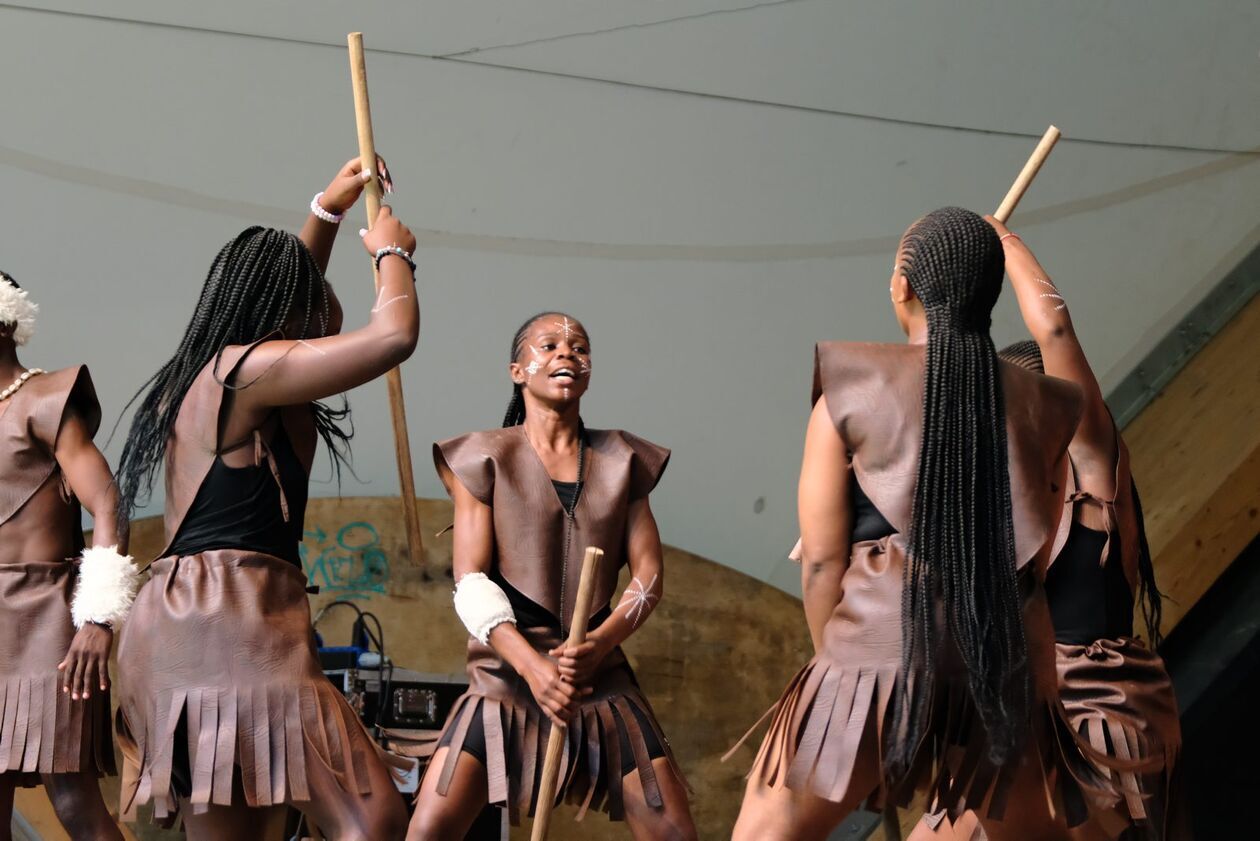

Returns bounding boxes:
[168,424,308,566]
[852,474,896,543]
[1044,517,1134,645]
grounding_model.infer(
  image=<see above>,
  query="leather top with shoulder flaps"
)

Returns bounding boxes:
[435,425,668,630]
[0,366,99,537]
[813,341,1081,576]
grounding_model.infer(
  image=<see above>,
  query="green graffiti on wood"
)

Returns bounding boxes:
[300,521,390,600]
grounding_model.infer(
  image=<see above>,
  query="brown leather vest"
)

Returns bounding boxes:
[158,344,314,558]
[435,426,669,630]
[813,342,1082,575]
[0,366,99,551]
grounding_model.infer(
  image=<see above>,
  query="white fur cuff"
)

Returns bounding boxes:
[453,572,516,644]
[72,545,140,628]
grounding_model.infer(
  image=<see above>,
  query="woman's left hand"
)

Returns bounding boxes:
[550,635,611,688]
[318,155,393,216]
[57,623,113,700]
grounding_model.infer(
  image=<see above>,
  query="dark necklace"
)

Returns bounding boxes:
[558,423,588,634]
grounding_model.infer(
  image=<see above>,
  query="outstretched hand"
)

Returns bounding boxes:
[58,623,112,700]
[319,154,393,216]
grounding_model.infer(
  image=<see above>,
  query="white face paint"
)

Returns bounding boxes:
[617,574,659,628]
[1036,277,1066,312]
[524,345,544,383]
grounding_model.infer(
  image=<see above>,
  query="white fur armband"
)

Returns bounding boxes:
[453,572,516,644]
[72,545,140,629]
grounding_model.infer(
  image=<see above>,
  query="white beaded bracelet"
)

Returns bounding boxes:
[374,245,416,273]
[310,192,345,224]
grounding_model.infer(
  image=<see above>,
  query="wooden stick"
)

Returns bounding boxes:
[347,32,425,567]
[994,125,1061,223]
[530,546,605,841]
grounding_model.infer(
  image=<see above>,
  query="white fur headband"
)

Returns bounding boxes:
[0,274,37,346]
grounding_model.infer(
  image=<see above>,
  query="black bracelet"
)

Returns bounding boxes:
[374,246,416,273]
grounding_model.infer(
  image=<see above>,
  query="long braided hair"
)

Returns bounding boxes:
[501,311,582,427]
[115,227,351,532]
[999,339,1165,645]
[889,207,1027,773]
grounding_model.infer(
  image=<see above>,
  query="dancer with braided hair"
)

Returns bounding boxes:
[0,271,132,840]
[408,312,696,841]
[732,207,1115,840]
[114,156,417,840]
[981,218,1184,840]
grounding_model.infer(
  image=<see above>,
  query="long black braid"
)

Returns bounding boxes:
[889,207,1028,774]
[114,227,352,533]
[501,310,581,427]
[998,340,1165,646]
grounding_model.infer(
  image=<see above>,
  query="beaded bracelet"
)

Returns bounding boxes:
[374,245,416,273]
[310,192,345,224]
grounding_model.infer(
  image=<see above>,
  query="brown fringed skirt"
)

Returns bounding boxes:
[739,535,1113,828]
[115,550,407,819]
[433,627,686,825]
[0,560,115,784]
[1057,638,1184,838]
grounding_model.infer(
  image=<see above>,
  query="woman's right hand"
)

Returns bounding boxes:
[360,205,417,258]
[524,654,587,727]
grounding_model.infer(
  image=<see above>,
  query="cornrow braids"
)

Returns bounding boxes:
[998,341,1165,646]
[501,310,581,427]
[997,339,1044,374]
[888,207,1030,775]
[114,227,352,533]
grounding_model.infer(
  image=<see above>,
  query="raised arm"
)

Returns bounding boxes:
[799,396,852,653]
[443,471,582,727]
[985,216,1116,484]
[554,496,663,687]
[232,204,420,410]
[299,155,393,275]
[55,408,138,701]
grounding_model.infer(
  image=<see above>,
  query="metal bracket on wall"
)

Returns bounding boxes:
[1108,243,1260,428]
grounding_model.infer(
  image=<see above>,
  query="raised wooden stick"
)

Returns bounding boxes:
[347,32,425,567]
[994,125,1061,223]
[531,546,605,841]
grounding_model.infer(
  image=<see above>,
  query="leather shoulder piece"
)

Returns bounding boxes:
[433,428,516,507]
[28,365,100,452]
[602,429,670,500]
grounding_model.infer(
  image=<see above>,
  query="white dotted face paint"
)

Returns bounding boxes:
[524,345,543,382]
[1036,277,1066,311]
[618,574,659,628]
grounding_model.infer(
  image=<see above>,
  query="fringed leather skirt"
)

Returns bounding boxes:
[433,626,686,825]
[0,559,115,784]
[1056,637,1185,839]
[115,550,407,819]
[739,535,1114,828]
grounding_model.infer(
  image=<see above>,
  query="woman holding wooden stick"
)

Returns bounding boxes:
[985,219,1183,840]
[731,207,1118,840]
[408,312,696,841]
[113,156,417,840]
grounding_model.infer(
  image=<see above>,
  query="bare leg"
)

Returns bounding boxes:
[0,775,15,841]
[288,731,409,841]
[621,757,698,841]
[182,804,284,841]
[41,772,124,841]
[407,746,490,841]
